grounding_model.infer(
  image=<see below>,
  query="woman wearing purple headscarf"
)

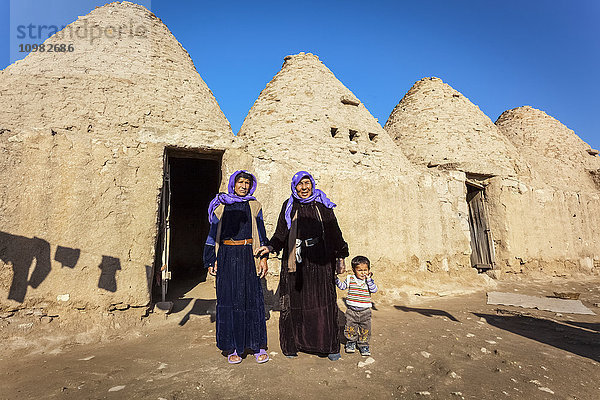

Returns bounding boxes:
[204,170,269,364]
[257,171,348,360]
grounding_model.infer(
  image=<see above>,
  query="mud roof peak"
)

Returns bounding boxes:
[384,77,524,177]
[238,52,414,173]
[0,0,232,140]
[282,52,322,67]
[496,104,600,191]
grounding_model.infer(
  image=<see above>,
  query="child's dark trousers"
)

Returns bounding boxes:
[344,307,372,345]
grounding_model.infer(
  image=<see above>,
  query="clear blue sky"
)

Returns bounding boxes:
[1,0,599,149]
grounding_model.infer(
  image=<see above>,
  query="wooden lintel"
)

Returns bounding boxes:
[466,179,486,190]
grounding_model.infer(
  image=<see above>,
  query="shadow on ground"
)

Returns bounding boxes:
[178,298,217,325]
[394,305,460,322]
[474,312,600,362]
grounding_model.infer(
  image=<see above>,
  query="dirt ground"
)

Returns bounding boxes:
[1,277,599,400]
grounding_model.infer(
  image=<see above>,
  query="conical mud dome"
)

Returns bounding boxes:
[239,52,413,174]
[233,54,475,286]
[1,1,231,139]
[496,106,600,191]
[384,77,524,177]
[0,2,232,310]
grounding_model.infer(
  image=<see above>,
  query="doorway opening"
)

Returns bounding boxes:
[153,148,222,303]
[466,180,495,272]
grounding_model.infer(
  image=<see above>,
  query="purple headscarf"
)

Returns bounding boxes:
[284,171,336,229]
[207,170,257,223]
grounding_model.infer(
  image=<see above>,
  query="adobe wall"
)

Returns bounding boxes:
[8,3,599,313]
[221,149,495,299]
[0,127,240,312]
[485,177,600,277]
[0,129,161,310]
[0,1,235,311]
[231,54,496,298]
[385,78,600,280]
[487,107,600,277]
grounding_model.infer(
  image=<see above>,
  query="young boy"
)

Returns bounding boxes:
[335,255,378,356]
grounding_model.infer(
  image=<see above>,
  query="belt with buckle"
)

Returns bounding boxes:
[222,238,253,246]
[302,237,320,247]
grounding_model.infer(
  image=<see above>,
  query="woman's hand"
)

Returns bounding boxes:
[335,258,346,274]
[258,258,268,279]
[254,245,272,257]
[208,261,217,276]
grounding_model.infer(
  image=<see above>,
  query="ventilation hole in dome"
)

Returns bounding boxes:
[349,129,358,141]
[331,127,338,138]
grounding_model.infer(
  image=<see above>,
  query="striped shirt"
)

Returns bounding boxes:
[336,275,378,308]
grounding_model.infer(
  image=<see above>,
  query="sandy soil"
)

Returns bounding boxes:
[1,277,599,400]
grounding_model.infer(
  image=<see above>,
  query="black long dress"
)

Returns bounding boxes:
[203,202,268,355]
[269,200,349,356]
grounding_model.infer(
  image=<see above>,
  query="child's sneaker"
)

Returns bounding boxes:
[358,345,371,356]
[345,341,356,353]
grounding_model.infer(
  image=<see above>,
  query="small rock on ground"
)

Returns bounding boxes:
[358,357,375,368]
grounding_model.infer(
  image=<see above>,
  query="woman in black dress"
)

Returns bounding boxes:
[204,170,269,364]
[258,171,348,360]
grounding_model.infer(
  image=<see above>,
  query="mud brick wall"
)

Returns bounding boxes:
[0,2,233,310]
[235,54,473,280]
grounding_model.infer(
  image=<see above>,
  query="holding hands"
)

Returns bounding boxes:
[209,246,270,278]
[258,257,268,279]
[208,261,217,276]
[255,246,271,279]
[254,245,272,258]
[335,258,346,274]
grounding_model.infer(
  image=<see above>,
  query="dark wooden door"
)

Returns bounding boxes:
[466,185,494,271]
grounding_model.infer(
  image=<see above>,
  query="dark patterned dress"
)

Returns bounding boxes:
[203,201,268,355]
[269,200,349,356]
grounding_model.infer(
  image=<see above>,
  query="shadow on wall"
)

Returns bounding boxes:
[0,232,52,303]
[98,256,121,292]
[0,231,140,303]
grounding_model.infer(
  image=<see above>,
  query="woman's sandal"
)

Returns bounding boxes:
[227,351,242,364]
[255,349,269,364]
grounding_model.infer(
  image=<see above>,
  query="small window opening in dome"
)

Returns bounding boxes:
[349,129,358,141]
[368,133,377,141]
[331,127,339,137]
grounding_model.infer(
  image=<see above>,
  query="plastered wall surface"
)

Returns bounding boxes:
[2,3,598,311]
[0,2,234,310]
